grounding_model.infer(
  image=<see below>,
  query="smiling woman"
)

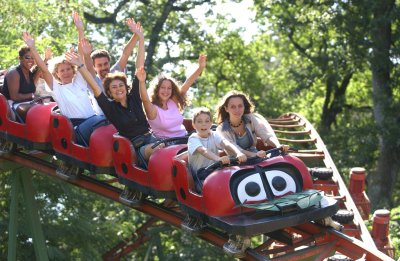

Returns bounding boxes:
[21,32,107,146]
[1,46,36,108]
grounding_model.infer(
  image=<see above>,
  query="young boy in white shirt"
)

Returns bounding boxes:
[188,107,247,189]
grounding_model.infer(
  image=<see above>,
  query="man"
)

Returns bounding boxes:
[72,12,139,88]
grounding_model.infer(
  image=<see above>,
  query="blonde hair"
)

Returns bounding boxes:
[49,56,77,82]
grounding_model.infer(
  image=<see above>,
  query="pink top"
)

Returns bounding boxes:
[148,99,187,138]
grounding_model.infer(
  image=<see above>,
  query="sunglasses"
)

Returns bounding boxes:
[23,56,34,60]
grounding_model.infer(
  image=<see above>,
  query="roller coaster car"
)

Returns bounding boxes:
[172,148,339,238]
[0,93,56,153]
[112,119,194,201]
[50,109,117,179]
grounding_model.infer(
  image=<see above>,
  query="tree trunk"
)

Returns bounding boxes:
[320,72,352,131]
[367,0,400,208]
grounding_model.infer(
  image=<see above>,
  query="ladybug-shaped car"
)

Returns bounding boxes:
[172,147,339,257]
[111,119,194,205]
[0,93,56,153]
[50,109,117,179]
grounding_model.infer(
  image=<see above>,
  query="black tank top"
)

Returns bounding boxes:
[2,65,36,101]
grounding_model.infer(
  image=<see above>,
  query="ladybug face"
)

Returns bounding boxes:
[231,165,303,204]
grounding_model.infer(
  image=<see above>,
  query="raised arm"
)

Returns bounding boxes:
[127,19,145,69]
[72,12,97,78]
[22,32,53,90]
[180,54,207,95]
[72,11,85,56]
[136,67,157,120]
[79,38,97,78]
[43,47,52,64]
[64,50,102,97]
[117,18,140,71]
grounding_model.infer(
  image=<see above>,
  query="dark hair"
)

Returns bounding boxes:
[192,107,212,123]
[216,90,254,124]
[102,72,131,99]
[149,74,188,111]
[18,46,31,58]
[90,49,111,63]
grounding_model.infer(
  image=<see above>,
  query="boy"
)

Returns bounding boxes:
[188,107,247,189]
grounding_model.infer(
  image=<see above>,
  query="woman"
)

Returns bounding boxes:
[65,25,161,205]
[216,90,289,158]
[22,32,106,146]
[141,54,206,139]
[2,45,36,120]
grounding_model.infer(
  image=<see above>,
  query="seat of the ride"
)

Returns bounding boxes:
[50,110,117,173]
[174,151,197,192]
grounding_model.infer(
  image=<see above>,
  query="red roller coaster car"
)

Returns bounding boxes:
[50,110,117,178]
[112,119,194,203]
[0,93,56,152]
[172,147,339,257]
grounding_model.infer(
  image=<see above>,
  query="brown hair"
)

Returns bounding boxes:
[215,90,254,124]
[102,72,131,99]
[192,107,212,123]
[149,74,188,111]
[90,49,111,63]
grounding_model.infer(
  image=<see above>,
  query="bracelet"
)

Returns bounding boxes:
[77,64,84,69]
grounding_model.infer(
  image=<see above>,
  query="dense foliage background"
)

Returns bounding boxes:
[1,0,399,259]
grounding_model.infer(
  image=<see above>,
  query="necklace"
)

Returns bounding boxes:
[229,120,243,128]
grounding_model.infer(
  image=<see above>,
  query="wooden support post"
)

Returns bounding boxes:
[371,209,395,258]
[348,167,370,220]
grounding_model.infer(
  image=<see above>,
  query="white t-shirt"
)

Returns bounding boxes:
[51,72,100,119]
[188,131,225,174]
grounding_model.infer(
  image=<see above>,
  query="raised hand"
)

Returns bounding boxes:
[79,38,92,55]
[198,54,207,69]
[44,47,53,61]
[64,50,82,66]
[127,18,143,39]
[22,32,35,47]
[72,11,84,31]
[136,66,147,82]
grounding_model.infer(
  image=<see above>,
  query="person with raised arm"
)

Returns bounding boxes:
[65,23,162,205]
[216,90,289,158]
[143,54,207,139]
[31,47,53,96]
[72,12,140,86]
[21,32,107,146]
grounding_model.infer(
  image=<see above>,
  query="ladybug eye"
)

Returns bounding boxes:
[236,174,267,204]
[264,170,297,197]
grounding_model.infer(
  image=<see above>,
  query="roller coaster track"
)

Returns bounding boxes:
[0,112,393,260]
